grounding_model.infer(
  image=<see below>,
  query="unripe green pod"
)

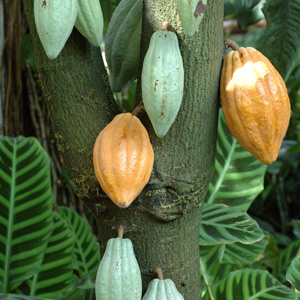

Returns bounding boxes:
[176,0,207,37]
[95,236,142,300]
[142,278,185,300]
[75,0,103,47]
[34,0,78,60]
[105,0,143,92]
[142,29,184,138]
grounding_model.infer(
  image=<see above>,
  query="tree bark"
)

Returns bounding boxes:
[23,0,224,298]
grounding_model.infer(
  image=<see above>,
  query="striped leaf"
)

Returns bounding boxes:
[53,273,95,300]
[274,239,300,281]
[256,0,300,81]
[206,110,267,212]
[200,245,225,286]
[222,237,268,265]
[199,203,264,246]
[203,269,298,300]
[286,256,300,296]
[58,206,100,275]
[0,294,49,300]
[0,136,53,292]
[17,212,74,298]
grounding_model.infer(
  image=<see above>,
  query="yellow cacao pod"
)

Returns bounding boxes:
[93,113,154,208]
[220,47,291,165]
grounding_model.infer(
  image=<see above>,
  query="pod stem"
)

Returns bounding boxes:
[132,104,145,116]
[162,21,170,31]
[118,225,124,239]
[155,267,164,280]
[225,38,240,51]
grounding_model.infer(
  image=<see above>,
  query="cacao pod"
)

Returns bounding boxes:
[142,278,185,300]
[75,0,103,47]
[176,0,207,37]
[34,0,78,60]
[220,47,291,165]
[95,231,142,300]
[142,29,184,138]
[105,0,143,92]
[93,113,154,208]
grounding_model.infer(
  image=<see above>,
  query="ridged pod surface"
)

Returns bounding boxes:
[95,237,142,300]
[105,0,143,92]
[220,47,291,165]
[75,0,103,47]
[142,30,184,138]
[176,0,207,36]
[93,113,154,208]
[34,0,78,60]
[142,278,185,300]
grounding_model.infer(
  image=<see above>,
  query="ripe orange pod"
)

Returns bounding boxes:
[93,113,154,208]
[220,47,291,165]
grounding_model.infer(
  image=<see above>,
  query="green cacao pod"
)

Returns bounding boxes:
[95,234,142,300]
[141,29,184,138]
[75,0,103,47]
[176,0,207,37]
[34,0,78,60]
[142,278,185,300]
[105,0,143,92]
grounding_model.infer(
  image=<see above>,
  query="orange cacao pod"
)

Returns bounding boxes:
[220,47,291,165]
[93,113,154,208]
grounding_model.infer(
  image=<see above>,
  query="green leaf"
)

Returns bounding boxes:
[199,203,264,246]
[237,1,265,29]
[0,294,49,300]
[58,206,100,276]
[200,245,225,286]
[222,237,268,265]
[256,0,300,81]
[204,269,298,300]
[17,212,74,298]
[286,256,300,296]
[0,136,53,292]
[206,110,267,212]
[53,274,95,300]
[274,239,300,281]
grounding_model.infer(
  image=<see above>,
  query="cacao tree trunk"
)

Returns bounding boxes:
[22,1,224,298]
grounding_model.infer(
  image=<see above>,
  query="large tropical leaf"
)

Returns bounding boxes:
[54,273,95,300]
[58,206,100,276]
[256,0,300,81]
[286,256,300,296]
[17,212,74,298]
[200,245,225,287]
[222,237,268,265]
[199,203,264,246]
[206,110,267,212]
[0,136,53,292]
[0,294,49,300]
[273,239,300,281]
[203,269,298,300]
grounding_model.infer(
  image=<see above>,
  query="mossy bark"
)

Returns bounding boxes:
[23,0,224,298]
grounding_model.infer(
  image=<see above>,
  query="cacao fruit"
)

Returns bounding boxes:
[176,0,207,37]
[142,28,184,138]
[220,47,291,165]
[105,0,143,92]
[75,0,103,47]
[142,268,185,300]
[95,227,142,300]
[93,113,154,208]
[34,0,78,60]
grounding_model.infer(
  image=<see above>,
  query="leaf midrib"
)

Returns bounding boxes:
[4,139,17,292]
[207,139,237,204]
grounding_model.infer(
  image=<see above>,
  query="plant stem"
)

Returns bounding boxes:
[162,21,170,31]
[155,267,164,280]
[132,104,144,116]
[118,225,124,239]
[225,38,240,50]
